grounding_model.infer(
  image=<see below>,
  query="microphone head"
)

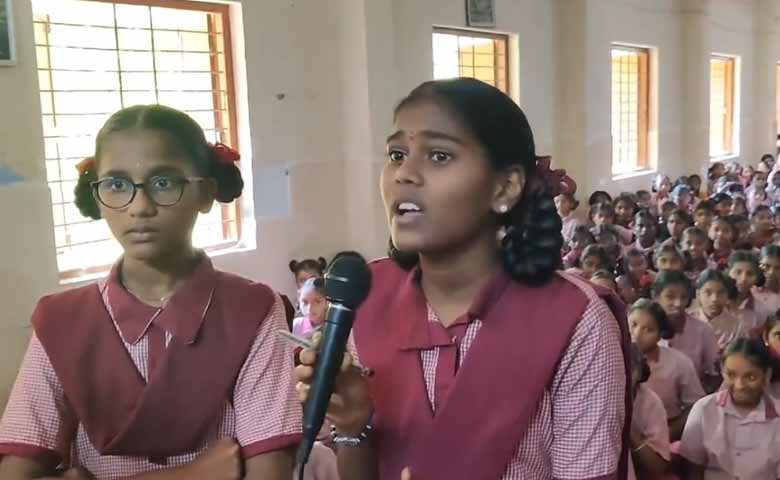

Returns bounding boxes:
[323,256,372,309]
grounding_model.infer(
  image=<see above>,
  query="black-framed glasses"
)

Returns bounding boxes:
[90,175,207,209]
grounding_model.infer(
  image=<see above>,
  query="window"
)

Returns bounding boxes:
[32,0,240,280]
[611,46,650,176]
[709,55,736,157]
[432,28,509,94]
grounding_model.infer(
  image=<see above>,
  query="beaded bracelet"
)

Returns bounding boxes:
[330,423,373,447]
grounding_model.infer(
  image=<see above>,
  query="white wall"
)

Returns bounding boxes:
[2,0,780,409]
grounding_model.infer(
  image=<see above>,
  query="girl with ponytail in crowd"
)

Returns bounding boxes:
[295,78,632,480]
[0,105,302,479]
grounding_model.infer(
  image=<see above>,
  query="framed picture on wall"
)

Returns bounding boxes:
[466,0,495,28]
[0,0,16,66]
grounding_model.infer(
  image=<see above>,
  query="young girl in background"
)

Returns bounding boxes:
[617,249,655,305]
[292,278,328,339]
[591,202,633,244]
[732,215,753,250]
[652,174,672,215]
[754,245,780,313]
[657,201,677,241]
[0,105,301,479]
[653,240,686,273]
[631,210,658,266]
[628,344,670,480]
[693,201,714,233]
[680,227,711,281]
[708,216,736,271]
[629,299,705,441]
[688,175,704,200]
[688,269,742,352]
[666,209,692,244]
[730,196,748,218]
[593,225,623,268]
[679,338,780,480]
[289,257,328,288]
[614,194,637,229]
[562,225,595,270]
[748,205,775,249]
[670,184,694,214]
[711,193,733,218]
[762,314,780,399]
[556,192,582,246]
[591,269,617,292]
[569,244,612,280]
[728,250,772,335]
[746,171,770,213]
[652,271,721,389]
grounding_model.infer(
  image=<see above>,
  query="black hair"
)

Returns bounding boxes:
[289,257,328,276]
[728,250,764,286]
[761,153,775,164]
[762,313,780,382]
[557,192,580,210]
[695,200,714,213]
[711,215,737,235]
[752,205,772,219]
[682,226,708,242]
[388,78,562,285]
[622,248,648,272]
[761,245,780,261]
[708,162,725,180]
[696,268,738,300]
[654,240,685,264]
[630,343,651,383]
[668,209,693,227]
[722,337,774,372]
[661,200,677,212]
[636,189,651,199]
[652,270,694,307]
[74,105,243,220]
[589,190,613,206]
[614,193,637,211]
[629,298,674,339]
[590,202,616,220]
[580,244,612,271]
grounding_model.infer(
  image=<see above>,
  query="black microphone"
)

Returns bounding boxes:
[297,255,372,471]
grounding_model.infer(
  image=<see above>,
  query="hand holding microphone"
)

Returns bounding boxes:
[295,256,372,471]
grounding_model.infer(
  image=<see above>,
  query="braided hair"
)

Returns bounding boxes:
[74,105,243,220]
[387,78,564,285]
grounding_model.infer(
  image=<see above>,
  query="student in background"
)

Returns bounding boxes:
[616,249,655,305]
[727,250,773,335]
[681,227,712,282]
[556,192,583,246]
[628,344,671,480]
[654,240,686,273]
[688,269,742,352]
[568,244,612,280]
[591,269,617,292]
[292,277,328,339]
[562,225,595,270]
[591,202,633,244]
[746,171,770,213]
[748,205,776,249]
[630,210,659,267]
[708,216,736,271]
[762,314,780,399]
[289,257,328,289]
[652,271,721,390]
[614,193,638,229]
[679,338,780,480]
[754,245,780,313]
[629,299,705,441]
[693,201,714,234]
[666,209,692,245]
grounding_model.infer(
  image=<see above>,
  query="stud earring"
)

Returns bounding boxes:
[498,205,509,214]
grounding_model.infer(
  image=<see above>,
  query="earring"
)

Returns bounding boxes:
[498,205,509,214]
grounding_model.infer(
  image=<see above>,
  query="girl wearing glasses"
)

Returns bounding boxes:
[0,105,302,480]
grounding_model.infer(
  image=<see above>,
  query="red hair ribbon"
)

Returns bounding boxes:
[533,155,577,197]
[211,142,240,166]
[76,157,96,177]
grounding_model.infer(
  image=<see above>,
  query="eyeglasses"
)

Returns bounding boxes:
[90,175,206,209]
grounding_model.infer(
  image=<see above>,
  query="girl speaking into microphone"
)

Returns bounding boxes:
[296,78,631,480]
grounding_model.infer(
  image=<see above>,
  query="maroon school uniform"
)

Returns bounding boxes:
[0,256,302,478]
[350,259,631,480]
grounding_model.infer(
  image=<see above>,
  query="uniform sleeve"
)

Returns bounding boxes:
[0,333,74,465]
[677,355,706,411]
[550,294,626,479]
[640,388,671,461]
[677,398,708,466]
[233,295,303,459]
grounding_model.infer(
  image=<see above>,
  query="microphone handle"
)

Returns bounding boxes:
[298,303,355,466]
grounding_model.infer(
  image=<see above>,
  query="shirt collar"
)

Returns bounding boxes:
[717,389,779,420]
[104,255,217,345]
[397,266,512,350]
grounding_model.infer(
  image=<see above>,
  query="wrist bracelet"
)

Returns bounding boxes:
[330,423,373,447]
